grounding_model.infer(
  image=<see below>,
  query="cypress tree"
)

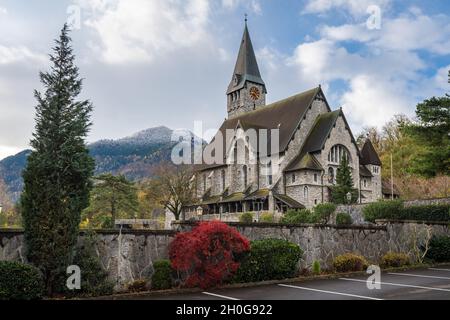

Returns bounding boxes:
[331,155,359,205]
[21,24,95,295]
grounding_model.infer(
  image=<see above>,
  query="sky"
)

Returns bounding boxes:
[0,0,449,160]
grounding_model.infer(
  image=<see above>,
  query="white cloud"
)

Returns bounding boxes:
[221,0,262,15]
[0,7,7,15]
[340,75,413,130]
[0,45,46,65]
[302,0,390,17]
[75,0,211,64]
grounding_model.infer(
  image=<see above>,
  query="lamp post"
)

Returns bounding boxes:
[0,203,2,214]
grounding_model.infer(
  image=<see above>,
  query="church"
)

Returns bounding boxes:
[185,21,382,216]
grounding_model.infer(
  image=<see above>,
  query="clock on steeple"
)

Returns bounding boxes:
[226,20,266,118]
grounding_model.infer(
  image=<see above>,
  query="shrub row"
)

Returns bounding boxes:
[281,203,337,224]
[363,200,450,223]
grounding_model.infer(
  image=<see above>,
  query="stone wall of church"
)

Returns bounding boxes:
[319,115,361,190]
[285,169,324,209]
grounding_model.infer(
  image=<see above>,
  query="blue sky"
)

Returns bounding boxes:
[0,0,449,160]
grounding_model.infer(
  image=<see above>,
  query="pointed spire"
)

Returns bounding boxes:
[227,19,266,94]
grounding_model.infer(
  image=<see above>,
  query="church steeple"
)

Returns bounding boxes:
[227,19,266,118]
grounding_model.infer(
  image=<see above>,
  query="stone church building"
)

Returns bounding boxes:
[186,22,382,216]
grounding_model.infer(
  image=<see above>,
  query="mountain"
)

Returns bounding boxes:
[0,126,201,203]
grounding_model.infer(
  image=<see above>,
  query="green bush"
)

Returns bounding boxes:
[333,253,369,272]
[235,239,303,282]
[426,236,450,262]
[260,212,275,223]
[239,212,253,224]
[313,203,336,223]
[151,260,173,290]
[400,205,450,222]
[336,212,353,225]
[281,209,314,224]
[0,261,44,300]
[363,200,404,222]
[380,252,410,268]
[312,260,321,275]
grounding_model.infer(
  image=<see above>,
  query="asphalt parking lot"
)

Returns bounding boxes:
[133,266,450,300]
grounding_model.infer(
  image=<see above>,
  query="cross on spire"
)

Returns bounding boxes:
[245,13,248,24]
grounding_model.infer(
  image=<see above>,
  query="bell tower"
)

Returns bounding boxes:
[226,18,267,118]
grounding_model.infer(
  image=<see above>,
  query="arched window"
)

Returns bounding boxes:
[328,167,334,184]
[243,165,248,188]
[266,161,273,185]
[233,141,238,164]
[304,186,309,200]
[328,145,351,164]
[203,174,207,191]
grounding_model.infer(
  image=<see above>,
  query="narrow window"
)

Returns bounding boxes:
[304,186,309,200]
[314,173,318,183]
[292,174,296,183]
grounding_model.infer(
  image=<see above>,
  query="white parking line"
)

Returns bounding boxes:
[278,284,383,300]
[202,292,240,300]
[340,278,450,292]
[387,272,450,280]
[429,268,450,272]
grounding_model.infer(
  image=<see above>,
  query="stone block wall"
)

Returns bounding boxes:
[1,214,449,291]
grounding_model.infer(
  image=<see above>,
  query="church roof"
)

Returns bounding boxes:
[359,165,373,177]
[227,23,266,94]
[360,139,382,166]
[285,153,323,172]
[284,109,360,173]
[196,87,325,172]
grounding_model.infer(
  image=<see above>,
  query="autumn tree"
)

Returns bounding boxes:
[144,164,194,221]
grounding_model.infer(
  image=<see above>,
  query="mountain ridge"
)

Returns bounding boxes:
[0,125,202,203]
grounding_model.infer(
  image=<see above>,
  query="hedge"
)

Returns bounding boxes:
[0,261,44,300]
[363,200,450,223]
[239,213,253,224]
[234,239,302,283]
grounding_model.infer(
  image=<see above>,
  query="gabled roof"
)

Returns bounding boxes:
[285,153,323,172]
[227,23,266,94]
[359,165,373,177]
[284,109,360,173]
[360,139,382,166]
[274,194,305,209]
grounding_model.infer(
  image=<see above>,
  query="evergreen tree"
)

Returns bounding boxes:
[21,24,95,295]
[82,174,139,228]
[331,155,358,205]
[402,96,450,177]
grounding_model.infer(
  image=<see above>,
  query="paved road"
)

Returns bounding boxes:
[133,266,450,300]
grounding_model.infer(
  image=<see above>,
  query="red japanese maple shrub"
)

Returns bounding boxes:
[169,221,250,289]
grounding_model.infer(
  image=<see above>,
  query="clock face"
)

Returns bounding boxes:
[249,87,260,100]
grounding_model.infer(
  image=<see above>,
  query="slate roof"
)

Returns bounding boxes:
[359,165,373,177]
[227,23,266,94]
[274,194,305,209]
[360,139,382,166]
[285,153,323,172]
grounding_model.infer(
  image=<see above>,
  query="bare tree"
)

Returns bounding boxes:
[144,164,195,221]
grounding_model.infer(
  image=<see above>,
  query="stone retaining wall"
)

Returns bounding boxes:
[1,219,449,290]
